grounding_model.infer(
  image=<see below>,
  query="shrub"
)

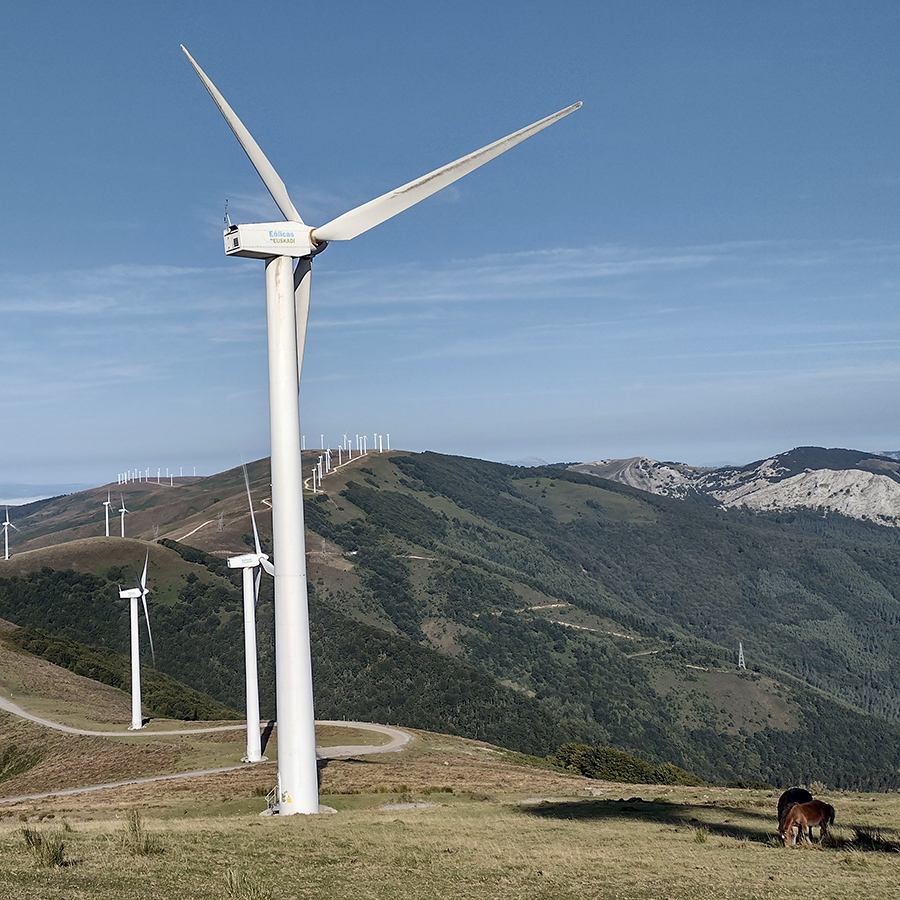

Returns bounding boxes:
[21,826,67,867]
[121,808,163,856]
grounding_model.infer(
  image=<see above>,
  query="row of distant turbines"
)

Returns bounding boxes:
[118,466,195,485]
[3,426,391,557]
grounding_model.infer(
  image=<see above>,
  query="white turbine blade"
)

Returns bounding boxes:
[140,550,149,590]
[311,102,581,243]
[242,461,263,557]
[254,567,262,605]
[181,45,304,225]
[259,555,275,577]
[142,594,156,668]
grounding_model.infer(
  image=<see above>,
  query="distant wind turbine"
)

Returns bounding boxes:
[2,508,18,561]
[182,44,580,814]
[119,551,156,730]
[119,495,129,538]
[227,464,275,763]
[103,491,113,538]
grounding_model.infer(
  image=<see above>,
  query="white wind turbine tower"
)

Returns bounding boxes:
[119,551,156,730]
[182,45,580,815]
[2,508,18,561]
[227,464,274,763]
[118,495,129,538]
[103,491,113,538]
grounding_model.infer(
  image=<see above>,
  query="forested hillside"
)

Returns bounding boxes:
[3,451,900,789]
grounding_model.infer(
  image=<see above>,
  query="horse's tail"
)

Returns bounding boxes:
[827,804,835,826]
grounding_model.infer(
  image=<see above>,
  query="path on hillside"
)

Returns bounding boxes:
[0,694,411,752]
[0,694,413,805]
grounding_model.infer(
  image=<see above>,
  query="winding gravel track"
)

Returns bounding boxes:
[0,693,413,805]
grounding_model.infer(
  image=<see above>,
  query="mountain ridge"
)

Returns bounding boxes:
[570,446,900,526]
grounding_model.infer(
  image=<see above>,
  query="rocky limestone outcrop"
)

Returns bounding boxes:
[570,448,900,527]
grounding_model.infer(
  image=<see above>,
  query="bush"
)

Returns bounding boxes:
[21,826,67,867]
[548,743,706,786]
[121,808,163,856]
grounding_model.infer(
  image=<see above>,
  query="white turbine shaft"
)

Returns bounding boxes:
[3,510,10,561]
[387,433,390,451]
[266,255,318,814]
[241,565,263,761]
[130,594,142,729]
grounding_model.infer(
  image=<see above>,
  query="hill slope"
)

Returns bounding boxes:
[3,451,900,789]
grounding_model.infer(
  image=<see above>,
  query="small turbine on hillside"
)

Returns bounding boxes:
[2,507,18,560]
[103,491,113,538]
[118,495,129,538]
[119,551,155,730]
[227,463,274,763]
[182,45,580,814]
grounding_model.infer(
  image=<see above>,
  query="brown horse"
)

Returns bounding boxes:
[780,799,835,847]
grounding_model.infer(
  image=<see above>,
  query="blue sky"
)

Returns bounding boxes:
[1,1,898,487]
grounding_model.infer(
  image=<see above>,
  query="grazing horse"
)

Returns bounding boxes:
[777,787,814,840]
[780,799,835,847]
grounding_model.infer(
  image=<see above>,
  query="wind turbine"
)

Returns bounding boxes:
[227,463,274,763]
[118,495,129,538]
[118,551,156,730]
[182,45,580,815]
[2,508,18,561]
[103,491,113,538]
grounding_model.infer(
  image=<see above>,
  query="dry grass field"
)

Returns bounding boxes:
[1,729,899,900]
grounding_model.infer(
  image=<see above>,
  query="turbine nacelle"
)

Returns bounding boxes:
[228,552,265,568]
[225,222,325,260]
[119,586,144,599]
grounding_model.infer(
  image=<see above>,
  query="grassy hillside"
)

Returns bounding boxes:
[3,451,900,788]
[1,727,899,900]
